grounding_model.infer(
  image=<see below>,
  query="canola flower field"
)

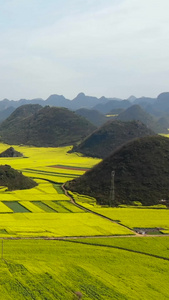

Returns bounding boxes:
[72,192,169,234]
[0,143,169,299]
[0,238,168,300]
[0,143,132,237]
[1,142,169,236]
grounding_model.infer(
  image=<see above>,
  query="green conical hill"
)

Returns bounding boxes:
[0,147,23,157]
[3,104,42,123]
[0,106,96,147]
[0,165,37,191]
[116,104,165,133]
[71,120,155,158]
[67,135,169,206]
[75,108,109,127]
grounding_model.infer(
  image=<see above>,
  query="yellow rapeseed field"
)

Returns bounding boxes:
[1,143,134,238]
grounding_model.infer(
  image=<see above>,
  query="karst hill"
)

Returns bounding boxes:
[0,165,37,191]
[116,104,166,133]
[0,147,23,157]
[0,105,96,147]
[75,108,110,127]
[67,135,169,206]
[71,120,155,158]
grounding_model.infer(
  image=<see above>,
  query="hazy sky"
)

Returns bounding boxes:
[0,0,169,100]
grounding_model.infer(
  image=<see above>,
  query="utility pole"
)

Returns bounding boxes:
[109,170,115,207]
[1,240,3,260]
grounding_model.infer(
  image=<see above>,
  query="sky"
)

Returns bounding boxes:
[0,0,169,100]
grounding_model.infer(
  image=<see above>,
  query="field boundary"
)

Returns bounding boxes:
[64,239,169,262]
[62,183,137,236]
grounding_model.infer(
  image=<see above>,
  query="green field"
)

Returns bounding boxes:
[0,143,169,299]
[0,238,168,300]
[73,236,169,259]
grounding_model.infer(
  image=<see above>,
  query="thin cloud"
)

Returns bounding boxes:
[0,0,169,99]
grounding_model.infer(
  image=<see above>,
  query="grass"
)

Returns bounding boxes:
[3,201,30,213]
[43,200,73,213]
[53,183,65,194]
[55,201,84,213]
[19,201,44,213]
[32,201,57,213]
[0,238,168,299]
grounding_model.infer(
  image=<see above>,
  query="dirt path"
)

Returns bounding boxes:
[28,178,169,239]
[63,238,169,262]
[49,165,90,171]
[62,183,140,236]
[0,233,168,241]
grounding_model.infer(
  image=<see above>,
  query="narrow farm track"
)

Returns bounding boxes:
[0,235,169,263]
[49,164,90,171]
[62,183,139,236]
[63,239,169,262]
[0,234,169,240]
[28,177,169,239]
[28,176,136,234]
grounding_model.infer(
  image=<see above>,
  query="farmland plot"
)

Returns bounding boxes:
[74,236,169,259]
[0,212,132,237]
[0,179,70,201]
[0,144,100,173]
[0,239,168,300]
[70,192,169,233]
[0,143,169,299]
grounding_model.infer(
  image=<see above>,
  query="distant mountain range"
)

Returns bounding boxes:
[0,91,169,148]
[0,92,118,112]
[1,92,169,116]
[1,92,169,130]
